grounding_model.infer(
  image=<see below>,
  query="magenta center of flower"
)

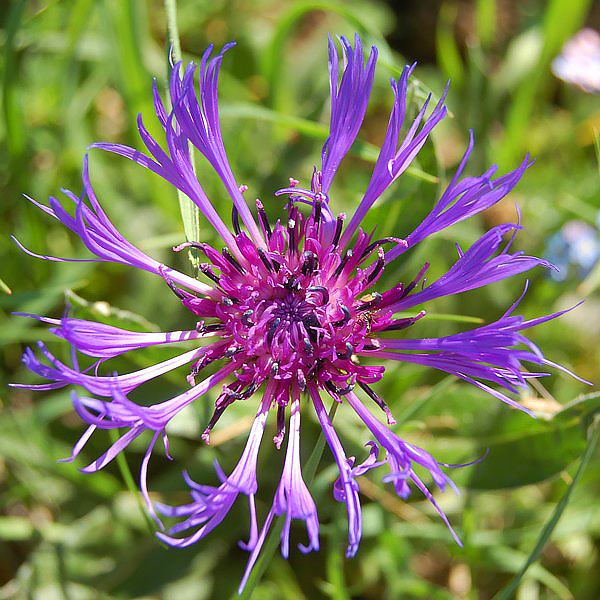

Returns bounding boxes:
[168,190,422,439]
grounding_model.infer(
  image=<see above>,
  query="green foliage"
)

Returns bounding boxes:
[1,1,599,599]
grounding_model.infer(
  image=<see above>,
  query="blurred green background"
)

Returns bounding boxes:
[1,0,600,598]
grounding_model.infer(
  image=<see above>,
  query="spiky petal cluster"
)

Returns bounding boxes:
[15,34,581,592]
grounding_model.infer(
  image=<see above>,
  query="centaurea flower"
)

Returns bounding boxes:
[15,34,582,591]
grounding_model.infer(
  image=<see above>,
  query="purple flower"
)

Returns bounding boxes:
[15,35,582,592]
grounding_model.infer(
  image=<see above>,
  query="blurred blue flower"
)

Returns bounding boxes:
[544,220,600,281]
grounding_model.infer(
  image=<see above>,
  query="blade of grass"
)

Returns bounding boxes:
[492,421,599,600]
[496,0,591,168]
[164,0,202,260]
[108,429,157,538]
[2,0,27,165]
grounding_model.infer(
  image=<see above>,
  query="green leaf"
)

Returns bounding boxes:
[468,411,587,489]
[492,422,599,600]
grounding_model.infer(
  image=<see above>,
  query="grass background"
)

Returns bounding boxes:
[1,0,600,598]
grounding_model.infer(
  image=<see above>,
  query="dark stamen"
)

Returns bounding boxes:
[203,323,225,333]
[200,263,221,284]
[336,342,354,360]
[242,309,254,326]
[336,383,354,395]
[379,310,426,332]
[257,248,273,272]
[361,341,380,350]
[357,292,382,311]
[301,251,317,275]
[360,237,401,261]
[274,404,286,449]
[325,381,354,396]
[333,250,352,278]
[399,263,430,300]
[271,362,279,376]
[224,345,242,358]
[306,286,329,305]
[302,313,321,342]
[366,250,385,284]
[256,199,272,239]
[288,218,296,256]
[303,338,314,354]
[331,305,351,327]
[284,274,300,291]
[314,194,322,227]
[164,278,191,301]
[271,258,281,273]
[240,383,257,400]
[331,213,345,248]
[231,205,241,235]
[221,296,234,307]
[267,317,281,347]
[297,369,306,391]
[357,381,396,424]
[202,387,240,443]
[222,247,246,274]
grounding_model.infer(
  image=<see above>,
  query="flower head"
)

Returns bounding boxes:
[15,35,581,592]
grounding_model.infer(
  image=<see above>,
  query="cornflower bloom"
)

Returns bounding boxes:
[15,34,580,591]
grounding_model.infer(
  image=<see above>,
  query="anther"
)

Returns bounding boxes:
[242,309,254,326]
[203,323,225,333]
[366,249,385,284]
[257,248,273,272]
[267,318,281,347]
[288,218,296,255]
[301,251,317,276]
[357,292,382,311]
[221,296,234,307]
[200,263,221,285]
[256,199,272,239]
[357,381,396,424]
[297,369,306,391]
[284,274,300,291]
[380,310,426,332]
[273,404,286,449]
[271,362,279,377]
[302,313,321,341]
[164,278,190,301]
[331,213,346,248]
[314,193,323,226]
[303,337,314,354]
[336,342,354,360]
[360,237,405,260]
[331,305,351,327]
[231,205,241,235]
[224,345,242,358]
[240,383,257,400]
[306,286,329,305]
[333,250,352,278]
[399,263,430,300]
[222,247,246,274]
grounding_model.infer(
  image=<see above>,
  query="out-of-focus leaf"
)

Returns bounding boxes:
[468,410,587,489]
[493,422,599,600]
